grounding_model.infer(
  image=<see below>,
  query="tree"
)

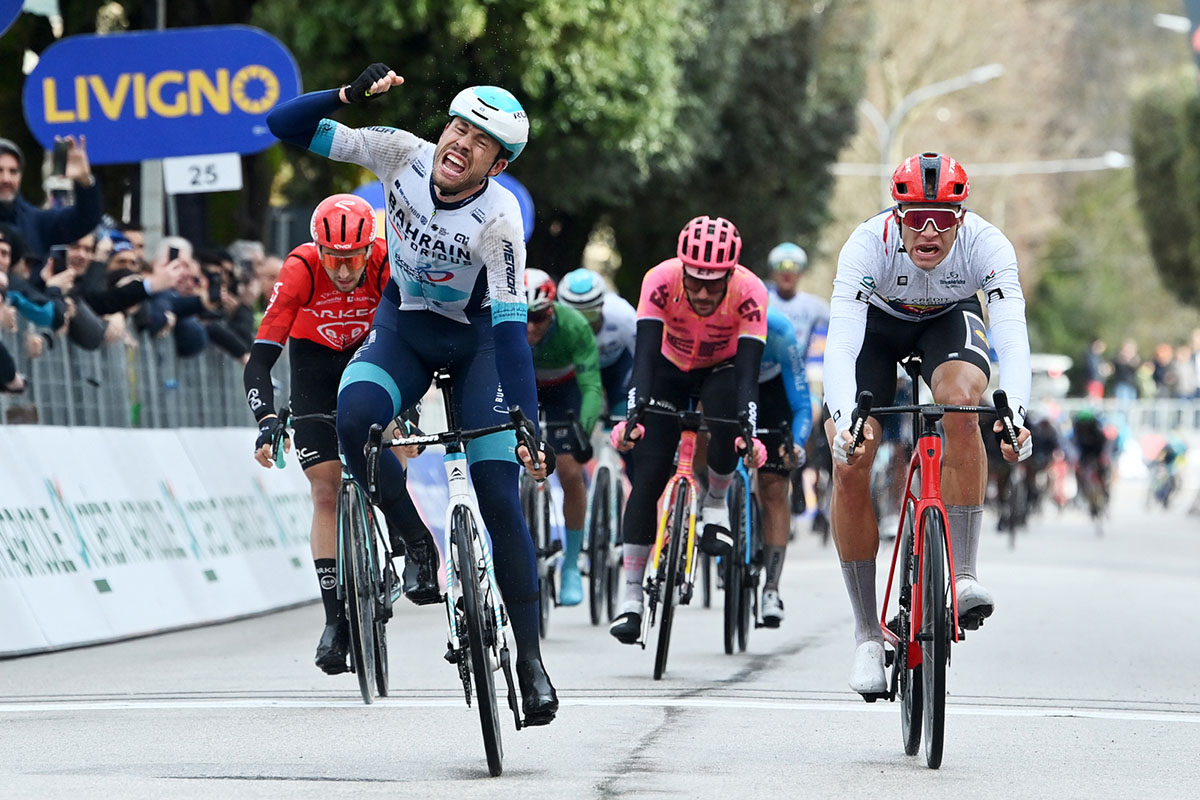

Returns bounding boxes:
[1130,70,1200,310]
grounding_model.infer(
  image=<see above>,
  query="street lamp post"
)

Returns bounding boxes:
[858,63,1005,207]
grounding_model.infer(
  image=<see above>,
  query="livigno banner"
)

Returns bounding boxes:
[21,25,301,164]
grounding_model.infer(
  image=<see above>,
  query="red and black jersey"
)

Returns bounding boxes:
[255,238,389,351]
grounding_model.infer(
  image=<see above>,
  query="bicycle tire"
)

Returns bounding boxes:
[700,552,712,609]
[898,496,922,757]
[453,505,504,777]
[370,513,390,698]
[588,467,611,626]
[539,484,553,638]
[738,491,760,652]
[606,487,623,622]
[920,506,949,769]
[340,482,376,705]
[724,475,746,655]
[653,484,690,680]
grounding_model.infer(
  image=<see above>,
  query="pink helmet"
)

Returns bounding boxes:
[676,215,742,279]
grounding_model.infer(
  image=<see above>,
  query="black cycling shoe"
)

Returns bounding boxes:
[609,611,642,645]
[314,619,350,675]
[402,536,442,606]
[517,659,558,726]
[385,520,406,560]
[699,525,733,558]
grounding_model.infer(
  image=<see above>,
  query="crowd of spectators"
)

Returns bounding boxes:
[1082,334,1200,401]
[0,134,283,398]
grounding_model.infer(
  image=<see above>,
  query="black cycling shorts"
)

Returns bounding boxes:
[757,374,794,477]
[826,298,992,421]
[538,378,584,456]
[289,337,357,469]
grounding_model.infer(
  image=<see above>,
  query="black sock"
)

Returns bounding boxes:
[314,559,341,624]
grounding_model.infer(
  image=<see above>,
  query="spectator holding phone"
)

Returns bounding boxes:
[0,136,102,266]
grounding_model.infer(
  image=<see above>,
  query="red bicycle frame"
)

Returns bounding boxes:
[879,421,961,667]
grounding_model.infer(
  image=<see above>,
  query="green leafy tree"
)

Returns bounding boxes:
[1130,70,1200,310]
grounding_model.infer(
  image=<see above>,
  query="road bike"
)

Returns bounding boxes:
[585,416,625,626]
[850,355,1021,770]
[518,412,586,637]
[624,402,757,679]
[272,409,398,705]
[365,370,538,777]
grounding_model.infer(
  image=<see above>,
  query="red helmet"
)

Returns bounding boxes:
[310,194,377,251]
[890,152,969,205]
[677,215,742,279]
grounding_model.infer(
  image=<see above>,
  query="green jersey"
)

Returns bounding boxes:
[532,302,603,434]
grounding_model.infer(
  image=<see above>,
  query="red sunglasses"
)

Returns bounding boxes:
[895,206,963,233]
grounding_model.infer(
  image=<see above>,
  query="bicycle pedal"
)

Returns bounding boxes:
[859,691,889,703]
[884,649,895,667]
[444,646,462,664]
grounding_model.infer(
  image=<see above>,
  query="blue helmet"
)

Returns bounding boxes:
[558,268,605,311]
[449,86,529,161]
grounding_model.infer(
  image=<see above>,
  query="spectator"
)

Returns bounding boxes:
[132,236,210,357]
[1109,338,1139,400]
[0,136,102,266]
[1152,341,1179,398]
[114,222,146,265]
[1083,338,1110,399]
[196,247,253,363]
[1175,344,1197,400]
[0,223,70,337]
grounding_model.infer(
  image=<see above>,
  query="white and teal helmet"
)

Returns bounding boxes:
[558,268,606,311]
[767,242,809,273]
[449,86,529,161]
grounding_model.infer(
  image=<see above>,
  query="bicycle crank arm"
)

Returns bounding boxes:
[499,646,523,732]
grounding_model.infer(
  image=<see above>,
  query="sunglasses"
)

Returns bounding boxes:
[318,248,369,272]
[528,308,553,324]
[774,259,804,273]
[895,206,963,233]
[682,273,730,295]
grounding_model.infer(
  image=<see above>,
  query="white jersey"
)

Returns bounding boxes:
[767,286,829,363]
[595,292,637,369]
[824,210,1031,432]
[313,121,526,326]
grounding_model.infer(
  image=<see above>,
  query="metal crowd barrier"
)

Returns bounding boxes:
[1056,397,1200,433]
[0,318,289,428]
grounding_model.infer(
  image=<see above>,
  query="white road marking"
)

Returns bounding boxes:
[0,695,1197,724]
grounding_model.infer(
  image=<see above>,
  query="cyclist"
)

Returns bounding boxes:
[557,268,637,417]
[1070,408,1111,506]
[244,194,436,674]
[824,152,1032,698]
[756,305,813,628]
[765,243,831,533]
[266,63,558,724]
[525,267,603,607]
[608,215,768,644]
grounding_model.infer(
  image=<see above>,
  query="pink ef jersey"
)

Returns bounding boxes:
[636,259,768,372]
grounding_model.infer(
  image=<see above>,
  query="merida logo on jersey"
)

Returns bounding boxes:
[503,240,516,293]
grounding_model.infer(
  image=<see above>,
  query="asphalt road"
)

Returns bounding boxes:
[2,476,1198,798]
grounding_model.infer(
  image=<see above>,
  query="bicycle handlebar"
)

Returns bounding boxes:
[851,389,1023,451]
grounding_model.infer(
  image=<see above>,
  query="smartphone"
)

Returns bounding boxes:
[206,270,222,304]
[52,140,69,176]
[167,246,180,262]
[49,245,69,274]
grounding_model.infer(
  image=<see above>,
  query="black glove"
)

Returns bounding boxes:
[345,63,392,104]
[255,416,286,454]
[571,439,594,465]
[530,440,557,477]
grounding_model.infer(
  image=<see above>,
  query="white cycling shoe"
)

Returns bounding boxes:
[849,640,887,699]
[760,590,785,628]
[955,577,995,630]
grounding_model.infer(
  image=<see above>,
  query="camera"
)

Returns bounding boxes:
[49,245,69,275]
[205,268,223,304]
[167,246,180,262]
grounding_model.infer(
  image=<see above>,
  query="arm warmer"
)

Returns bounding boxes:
[266,89,344,148]
[628,318,665,412]
[733,337,766,431]
[243,341,283,421]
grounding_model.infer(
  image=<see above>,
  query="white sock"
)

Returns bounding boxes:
[841,560,881,645]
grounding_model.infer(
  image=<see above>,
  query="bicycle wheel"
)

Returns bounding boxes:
[738,492,761,652]
[898,497,922,757]
[339,482,376,705]
[654,484,690,680]
[453,505,504,777]
[920,506,949,769]
[539,485,553,638]
[588,468,611,626]
[724,476,746,655]
[368,513,390,698]
[700,552,713,609]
